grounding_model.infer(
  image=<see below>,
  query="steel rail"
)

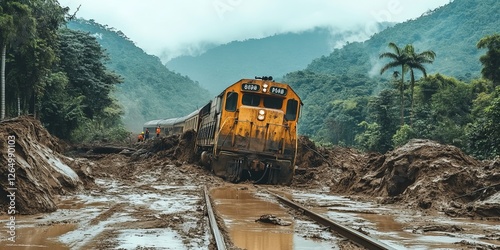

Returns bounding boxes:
[267,190,396,250]
[204,186,227,250]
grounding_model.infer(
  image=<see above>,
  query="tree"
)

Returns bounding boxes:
[380,42,409,126]
[466,87,500,159]
[57,28,122,122]
[404,44,436,125]
[477,34,500,87]
[39,72,84,139]
[355,89,398,153]
[0,0,36,119]
[24,0,68,117]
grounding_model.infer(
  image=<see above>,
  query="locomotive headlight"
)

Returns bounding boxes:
[262,83,269,93]
[257,109,265,121]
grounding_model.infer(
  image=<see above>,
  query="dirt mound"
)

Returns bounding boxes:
[295,136,326,169]
[128,130,198,163]
[173,130,198,163]
[293,137,499,217]
[329,139,500,217]
[0,116,93,214]
[293,136,371,187]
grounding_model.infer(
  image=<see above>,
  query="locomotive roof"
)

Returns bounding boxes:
[219,78,302,104]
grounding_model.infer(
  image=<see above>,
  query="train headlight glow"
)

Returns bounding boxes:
[263,83,269,88]
[258,110,265,121]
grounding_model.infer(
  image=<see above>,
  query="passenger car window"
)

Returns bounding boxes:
[225,92,238,111]
[285,99,298,121]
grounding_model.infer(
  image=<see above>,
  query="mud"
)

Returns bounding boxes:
[0,116,93,214]
[294,137,500,218]
[0,117,499,249]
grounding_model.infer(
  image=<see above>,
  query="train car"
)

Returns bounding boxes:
[143,109,201,136]
[143,76,302,185]
[197,76,302,185]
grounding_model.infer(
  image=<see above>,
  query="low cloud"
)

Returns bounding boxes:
[60,0,451,62]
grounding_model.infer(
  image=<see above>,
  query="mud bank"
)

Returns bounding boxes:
[295,137,500,218]
[0,116,93,214]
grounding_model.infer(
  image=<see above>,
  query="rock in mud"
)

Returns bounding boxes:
[255,214,292,226]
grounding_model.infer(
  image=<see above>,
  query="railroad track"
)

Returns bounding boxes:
[204,185,396,250]
[266,189,396,250]
[204,186,227,250]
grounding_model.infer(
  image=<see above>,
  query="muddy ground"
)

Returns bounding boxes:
[0,116,499,249]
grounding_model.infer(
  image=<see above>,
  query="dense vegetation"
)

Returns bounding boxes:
[1,1,211,142]
[2,0,499,160]
[0,0,127,142]
[283,0,500,159]
[67,19,211,131]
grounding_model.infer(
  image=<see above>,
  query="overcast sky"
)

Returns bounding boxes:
[58,0,452,62]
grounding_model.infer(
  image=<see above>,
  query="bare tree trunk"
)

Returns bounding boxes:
[410,72,415,127]
[17,94,20,116]
[1,45,6,120]
[400,66,405,126]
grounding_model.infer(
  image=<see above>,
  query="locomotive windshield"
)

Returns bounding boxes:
[242,93,260,106]
[263,96,283,109]
[242,93,284,110]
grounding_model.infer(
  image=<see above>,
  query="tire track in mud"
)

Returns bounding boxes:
[89,203,125,226]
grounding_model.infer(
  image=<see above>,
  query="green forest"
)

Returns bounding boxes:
[283,0,500,159]
[0,0,127,141]
[1,0,499,160]
[0,0,210,142]
[66,19,211,131]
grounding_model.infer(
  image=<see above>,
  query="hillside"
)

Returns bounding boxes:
[165,27,335,94]
[67,19,211,131]
[284,0,500,141]
[307,0,498,78]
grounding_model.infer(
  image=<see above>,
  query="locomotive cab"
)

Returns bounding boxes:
[198,76,302,185]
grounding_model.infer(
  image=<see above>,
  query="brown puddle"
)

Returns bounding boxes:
[211,185,295,249]
[0,196,109,250]
[0,223,76,250]
[358,210,500,248]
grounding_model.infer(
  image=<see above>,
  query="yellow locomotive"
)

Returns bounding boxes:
[144,76,302,185]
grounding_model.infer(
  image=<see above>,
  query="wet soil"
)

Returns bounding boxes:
[0,117,499,249]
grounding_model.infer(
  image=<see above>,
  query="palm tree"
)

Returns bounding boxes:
[380,42,409,126]
[404,44,436,125]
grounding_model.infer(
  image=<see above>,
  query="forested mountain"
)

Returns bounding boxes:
[280,0,500,157]
[67,19,211,131]
[165,28,336,94]
[306,0,498,79]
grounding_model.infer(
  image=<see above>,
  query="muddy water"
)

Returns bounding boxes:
[210,185,333,250]
[291,190,500,249]
[0,219,76,250]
